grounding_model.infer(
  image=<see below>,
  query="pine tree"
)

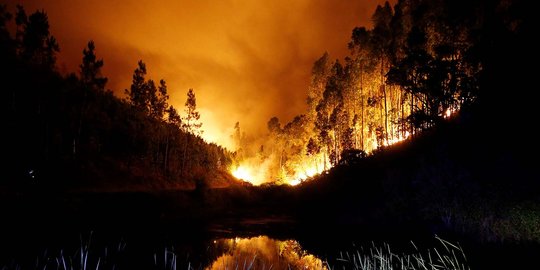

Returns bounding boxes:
[182,88,202,136]
[149,79,168,120]
[181,88,202,174]
[126,60,148,112]
[80,40,107,91]
[18,9,59,67]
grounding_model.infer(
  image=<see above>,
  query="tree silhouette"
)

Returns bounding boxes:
[18,8,59,68]
[0,5,12,54]
[181,88,203,173]
[126,60,148,112]
[182,88,202,136]
[150,79,169,120]
[371,2,393,145]
[166,105,181,126]
[80,40,107,91]
[1,4,234,190]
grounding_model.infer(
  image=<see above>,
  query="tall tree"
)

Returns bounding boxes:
[182,88,203,135]
[0,5,12,53]
[233,121,243,151]
[349,26,372,150]
[149,79,169,120]
[14,5,26,52]
[19,9,59,68]
[371,1,393,145]
[126,60,148,112]
[314,60,345,166]
[164,105,182,173]
[181,88,202,173]
[166,105,181,126]
[73,41,108,157]
[387,26,433,131]
[80,40,107,91]
[307,52,331,120]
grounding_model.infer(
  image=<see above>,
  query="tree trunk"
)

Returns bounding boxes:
[164,128,169,175]
[410,92,414,136]
[333,129,338,165]
[400,87,405,138]
[182,135,188,174]
[323,146,327,171]
[360,66,365,151]
[381,56,389,145]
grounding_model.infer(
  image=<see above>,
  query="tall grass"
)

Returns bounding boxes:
[333,236,469,270]
[0,232,126,270]
[154,247,178,270]
[1,235,468,270]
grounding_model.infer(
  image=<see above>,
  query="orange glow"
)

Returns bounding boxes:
[288,179,302,186]
[231,166,253,183]
[443,108,457,119]
[382,131,411,147]
[15,0,392,150]
[207,236,327,270]
[231,152,328,186]
[230,159,272,185]
[288,152,329,185]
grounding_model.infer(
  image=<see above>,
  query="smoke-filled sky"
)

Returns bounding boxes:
[9,0,391,149]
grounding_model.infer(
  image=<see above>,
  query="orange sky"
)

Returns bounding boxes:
[8,0,391,149]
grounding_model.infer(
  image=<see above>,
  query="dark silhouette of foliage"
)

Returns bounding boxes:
[0,5,233,190]
[80,40,107,91]
[182,88,202,135]
[17,7,59,68]
[126,60,149,113]
[260,0,529,183]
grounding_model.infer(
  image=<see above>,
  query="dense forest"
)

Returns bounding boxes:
[0,0,532,189]
[0,0,536,268]
[0,5,236,190]
[234,0,531,185]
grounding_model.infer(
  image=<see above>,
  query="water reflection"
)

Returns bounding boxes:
[207,236,327,270]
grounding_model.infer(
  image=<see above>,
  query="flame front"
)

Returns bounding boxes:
[231,153,328,186]
[225,45,464,188]
[231,166,253,182]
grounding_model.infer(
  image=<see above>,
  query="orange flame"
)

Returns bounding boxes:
[231,166,253,182]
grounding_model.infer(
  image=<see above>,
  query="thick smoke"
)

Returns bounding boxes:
[9,0,391,149]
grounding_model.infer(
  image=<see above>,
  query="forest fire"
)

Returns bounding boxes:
[382,131,411,147]
[0,0,532,268]
[226,1,474,186]
[231,166,254,183]
[4,0,476,191]
[231,129,413,186]
[231,152,328,186]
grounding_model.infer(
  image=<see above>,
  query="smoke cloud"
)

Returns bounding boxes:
[8,0,391,149]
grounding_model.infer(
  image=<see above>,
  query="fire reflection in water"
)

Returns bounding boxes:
[207,236,327,270]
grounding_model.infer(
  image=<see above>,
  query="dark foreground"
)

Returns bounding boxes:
[1,109,539,269]
[1,184,539,269]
